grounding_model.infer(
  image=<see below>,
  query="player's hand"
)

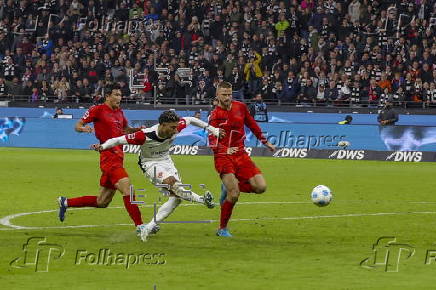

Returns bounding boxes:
[207,126,223,138]
[218,128,226,139]
[81,125,94,133]
[226,147,239,155]
[265,142,276,152]
[90,144,103,152]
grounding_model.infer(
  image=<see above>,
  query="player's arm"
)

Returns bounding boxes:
[181,117,225,138]
[76,106,97,133]
[75,119,93,133]
[243,104,276,152]
[91,130,147,152]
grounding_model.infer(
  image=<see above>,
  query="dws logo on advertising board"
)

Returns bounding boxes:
[329,150,365,160]
[386,151,423,162]
[272,148,308,158]
[169,145,199,155]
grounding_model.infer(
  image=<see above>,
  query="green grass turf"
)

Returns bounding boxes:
[2,147,436,289]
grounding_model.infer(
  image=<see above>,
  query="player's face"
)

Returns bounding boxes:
[160,121,179,138]
[107,89,122,109]
[216,87,233,107]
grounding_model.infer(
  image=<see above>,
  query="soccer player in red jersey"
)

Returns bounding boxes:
[208,81,276,237]
[57,84,145,239]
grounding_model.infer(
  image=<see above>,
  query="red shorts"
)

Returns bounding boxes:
[214,153,261,182]
[100,167,129,190]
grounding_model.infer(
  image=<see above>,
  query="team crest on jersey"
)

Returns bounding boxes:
[157,172,163,178]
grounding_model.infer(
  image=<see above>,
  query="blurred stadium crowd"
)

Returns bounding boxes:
[0,0,434,107]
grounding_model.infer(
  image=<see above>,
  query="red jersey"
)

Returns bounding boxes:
[208,101,267,155]
[82,104,128,171]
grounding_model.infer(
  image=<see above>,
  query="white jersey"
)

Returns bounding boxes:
[100,117,219,163]
[134,124,180,162]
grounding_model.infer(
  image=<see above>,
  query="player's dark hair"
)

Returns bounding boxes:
[105,83,121,97]
[217,81,232,90]
[159,110,180,124]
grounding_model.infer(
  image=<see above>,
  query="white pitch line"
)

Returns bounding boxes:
[0,202,307,230]
[2,200,436,231]
[0,202,310,230]
[2,209,436,231]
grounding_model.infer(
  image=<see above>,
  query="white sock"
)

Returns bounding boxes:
[148,196,181,226]
[171,182,204,204]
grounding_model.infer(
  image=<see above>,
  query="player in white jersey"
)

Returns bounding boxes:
[92,110,224,241]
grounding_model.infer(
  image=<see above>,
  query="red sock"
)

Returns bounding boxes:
[123,195,143,226]
[67,196,97,207]
[238,181,253,193]
[220,200,235,229]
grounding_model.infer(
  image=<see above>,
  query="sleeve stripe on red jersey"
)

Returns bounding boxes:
[177,118,187,132]
[126,130,146,145]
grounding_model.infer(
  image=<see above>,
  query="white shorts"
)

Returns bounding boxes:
[139,159,181,184]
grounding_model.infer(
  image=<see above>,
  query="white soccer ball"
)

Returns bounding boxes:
[311,185,332,207]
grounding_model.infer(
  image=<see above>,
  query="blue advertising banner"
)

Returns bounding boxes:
[244,124,436,151]
[1,118,436,152]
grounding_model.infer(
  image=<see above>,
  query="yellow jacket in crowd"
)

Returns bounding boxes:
[244,52,263,81]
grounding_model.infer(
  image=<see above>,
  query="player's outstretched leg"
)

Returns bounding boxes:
[58,187,118,222]
[57,195,99,222]
[138,196,182,241]
[166,177,215,208]
[115,177,144,227]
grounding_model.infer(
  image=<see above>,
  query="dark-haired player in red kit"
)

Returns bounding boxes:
[208,81,276,237]
[57,84,146,239]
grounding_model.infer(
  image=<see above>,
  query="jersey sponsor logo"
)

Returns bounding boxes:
[272,148,308,158]
[169,145,199,155]
[329,150,365,160]
[151,150,168,156]
[386,151,423,162]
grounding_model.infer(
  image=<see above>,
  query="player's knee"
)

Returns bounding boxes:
[97,200,110,208]
[97,197,111,208]
[253,185,267,194]
[228,195,239,203]
[228,189,240,203]
[163,176,177,186]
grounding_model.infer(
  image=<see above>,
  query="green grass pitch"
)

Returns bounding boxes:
[2,147,436,289]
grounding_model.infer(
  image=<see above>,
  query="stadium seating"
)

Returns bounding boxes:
[0,0,434,107]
